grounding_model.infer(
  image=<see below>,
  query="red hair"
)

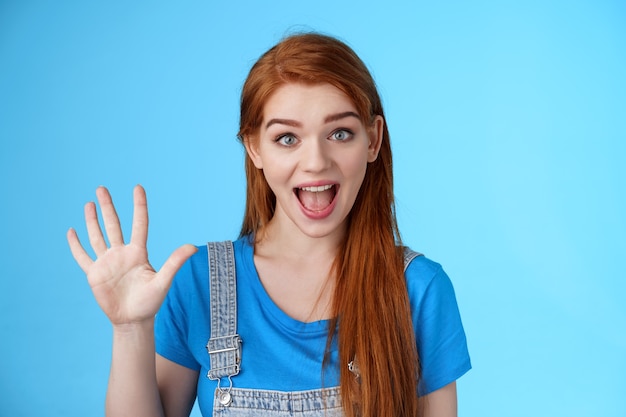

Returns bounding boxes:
[238,33,420,417]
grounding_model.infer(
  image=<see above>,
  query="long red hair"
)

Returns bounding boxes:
[237,33,420,417]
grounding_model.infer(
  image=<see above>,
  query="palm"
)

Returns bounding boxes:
[86,243,159,324]
[68,186,196,325]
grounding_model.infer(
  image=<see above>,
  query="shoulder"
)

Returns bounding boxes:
[402,248,465,345]
[402,248,451,304]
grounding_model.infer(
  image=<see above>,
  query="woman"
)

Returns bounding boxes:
[67,33,470,417]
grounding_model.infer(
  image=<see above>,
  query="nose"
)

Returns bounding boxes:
[300,138,332,172]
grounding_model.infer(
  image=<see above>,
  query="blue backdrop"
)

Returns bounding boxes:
[1,1,624,416]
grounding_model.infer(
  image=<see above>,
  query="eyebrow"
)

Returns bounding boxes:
[264,111,360,129]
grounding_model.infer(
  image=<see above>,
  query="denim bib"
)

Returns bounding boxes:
[205,241,420,416]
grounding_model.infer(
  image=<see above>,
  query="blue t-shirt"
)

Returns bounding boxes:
[155,236,471,414]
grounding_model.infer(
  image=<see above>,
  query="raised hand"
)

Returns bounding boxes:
[67,185,197,326]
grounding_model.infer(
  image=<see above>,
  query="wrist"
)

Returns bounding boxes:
[112,318,155,336]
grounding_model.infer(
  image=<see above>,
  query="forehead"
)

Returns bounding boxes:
[262,83,359,122]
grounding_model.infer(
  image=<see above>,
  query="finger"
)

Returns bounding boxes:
[130,185,148,248]
[155,244,198,290]
[67,227,94,273]
[96,186,125,247]
[85,201,108,256]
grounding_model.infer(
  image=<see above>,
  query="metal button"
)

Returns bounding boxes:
[218,391,232,406]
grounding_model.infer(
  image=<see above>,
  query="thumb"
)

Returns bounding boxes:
[155,244,198,289]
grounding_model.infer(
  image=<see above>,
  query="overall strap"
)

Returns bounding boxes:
[205,241,242,406]
[403,247,423,272]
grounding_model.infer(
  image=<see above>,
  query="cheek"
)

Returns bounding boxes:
[259,160,291,191]
[343,151,370,182]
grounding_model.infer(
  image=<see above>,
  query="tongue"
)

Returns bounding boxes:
[299,188,334,211]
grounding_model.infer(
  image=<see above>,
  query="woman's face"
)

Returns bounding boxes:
[245,82,383,241]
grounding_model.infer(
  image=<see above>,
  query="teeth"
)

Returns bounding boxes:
[300,184,333,192]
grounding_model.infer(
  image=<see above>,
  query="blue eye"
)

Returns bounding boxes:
[276,134,297,146]
[331,129,353,141]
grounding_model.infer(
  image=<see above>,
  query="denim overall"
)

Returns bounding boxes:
[205,241,421,417]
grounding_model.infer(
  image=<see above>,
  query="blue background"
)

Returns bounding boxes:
[1,1,624,416]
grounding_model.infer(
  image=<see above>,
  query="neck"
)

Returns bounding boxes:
[255,216,345,261]
[252,218,342,323]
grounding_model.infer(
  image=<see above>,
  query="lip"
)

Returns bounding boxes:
[295,180,337,189]
[293,182,339,220]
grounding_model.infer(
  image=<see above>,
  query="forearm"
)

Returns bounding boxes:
[105,319,164,417]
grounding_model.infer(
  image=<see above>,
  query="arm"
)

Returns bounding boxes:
[405,258,471,417]
[156,354,199,417]
[106,320,164,417]
[422,382,458,417]
[106,324,199,417]
[67,186,197,417]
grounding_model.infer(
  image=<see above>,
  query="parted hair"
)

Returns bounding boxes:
[237,33,421,417]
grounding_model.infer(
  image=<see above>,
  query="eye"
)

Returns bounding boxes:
[330,129,353,141]
[275,134,298,146]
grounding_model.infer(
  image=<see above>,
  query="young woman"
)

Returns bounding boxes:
[67,33,470,417]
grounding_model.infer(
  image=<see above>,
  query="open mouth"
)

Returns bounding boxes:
[295,184,338,212]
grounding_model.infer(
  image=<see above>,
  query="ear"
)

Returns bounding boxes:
[243,135,264,169]
[367,115,384,163]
